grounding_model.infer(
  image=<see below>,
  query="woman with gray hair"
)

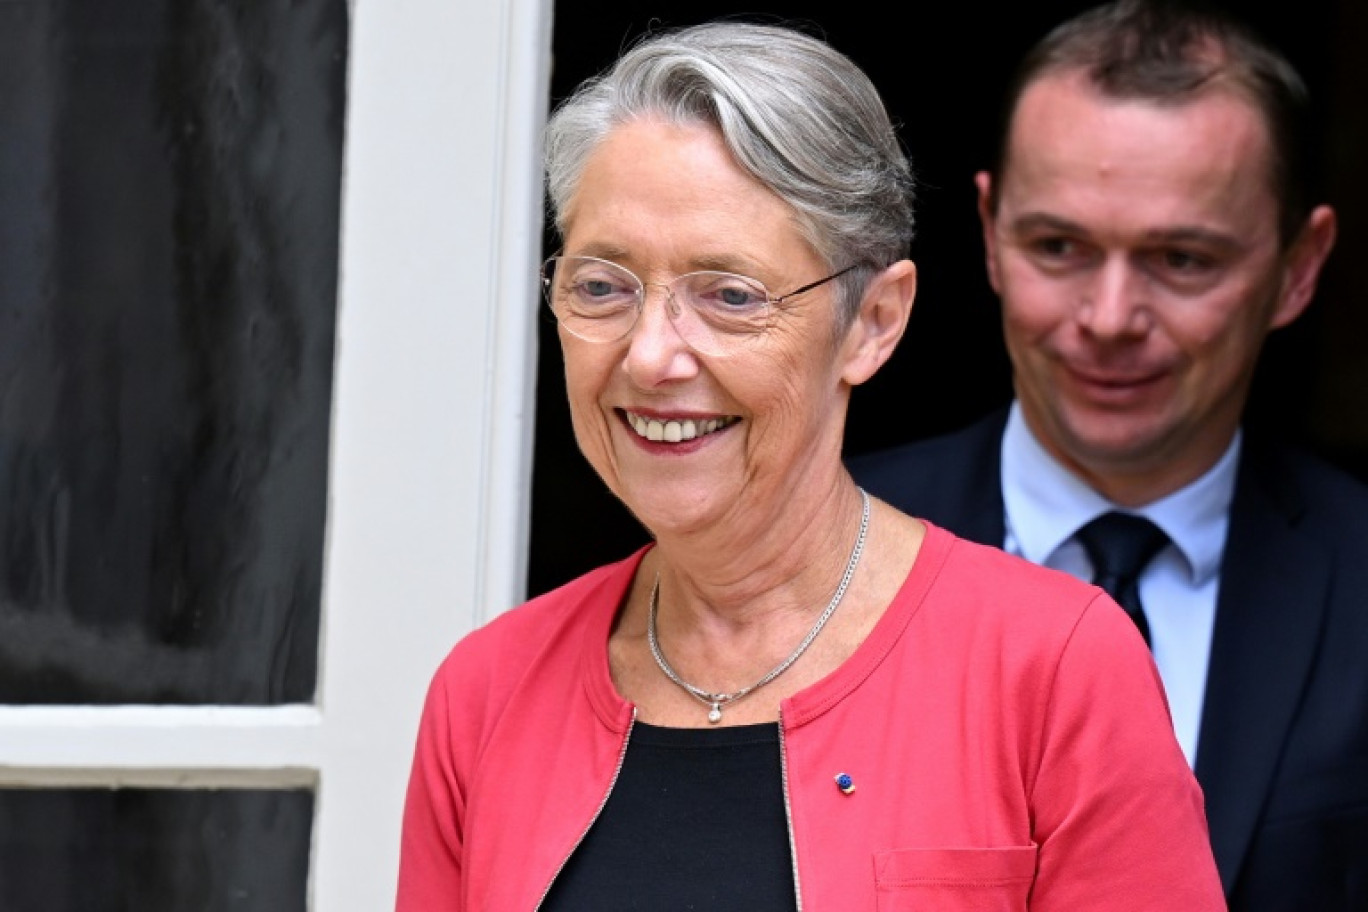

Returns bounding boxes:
[397,21,1222,911]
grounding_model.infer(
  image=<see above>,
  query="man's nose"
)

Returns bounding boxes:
[1078,259,1149,338]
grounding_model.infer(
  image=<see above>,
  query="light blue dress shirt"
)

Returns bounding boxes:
[1000,402,1238,767]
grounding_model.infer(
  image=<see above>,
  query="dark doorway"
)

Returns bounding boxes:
[529,1,1368,597]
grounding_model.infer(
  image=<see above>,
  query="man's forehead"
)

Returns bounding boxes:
[1013,68,1267,135]
[996,71,1278,221]
[1009,69,1273,155]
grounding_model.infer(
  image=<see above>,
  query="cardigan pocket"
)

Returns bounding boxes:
[873,845,1037,911]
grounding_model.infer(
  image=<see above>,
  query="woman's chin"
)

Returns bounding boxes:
[619,482,736,540]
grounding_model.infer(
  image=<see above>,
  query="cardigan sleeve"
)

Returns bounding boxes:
[1027,592,1226,910]
[396,658,467,912]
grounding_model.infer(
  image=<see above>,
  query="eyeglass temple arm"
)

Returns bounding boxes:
[772,263,861,304]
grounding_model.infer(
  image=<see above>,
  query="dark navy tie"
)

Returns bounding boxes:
[1074,512,1169,646]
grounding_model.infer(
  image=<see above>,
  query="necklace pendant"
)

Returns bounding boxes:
[645,487,870,732]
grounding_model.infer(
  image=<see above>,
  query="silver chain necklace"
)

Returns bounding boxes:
[646,488,871,724]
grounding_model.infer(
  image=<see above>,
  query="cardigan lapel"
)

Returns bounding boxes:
[1192,445,1331,894]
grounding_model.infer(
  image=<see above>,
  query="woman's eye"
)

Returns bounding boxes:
[581,280,616,297]
[716,285,763,308]
[574,278,634,300]
[688,275,768,310]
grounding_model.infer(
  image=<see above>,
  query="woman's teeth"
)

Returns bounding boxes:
[625,413,736,443]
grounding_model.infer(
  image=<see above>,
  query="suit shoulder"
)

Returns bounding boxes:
[847,410,1008,533]
[848,410,1004,478]
[1287,448,1368,506]
[1246,442,1368,540]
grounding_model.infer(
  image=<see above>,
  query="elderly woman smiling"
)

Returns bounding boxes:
[396,21,1223,912]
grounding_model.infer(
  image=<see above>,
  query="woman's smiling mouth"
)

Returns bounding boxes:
[622,410,740,443]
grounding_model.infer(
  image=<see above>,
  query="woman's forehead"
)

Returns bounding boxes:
[561,120,821,278]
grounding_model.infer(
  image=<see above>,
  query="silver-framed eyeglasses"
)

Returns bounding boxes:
[540,255,857,357]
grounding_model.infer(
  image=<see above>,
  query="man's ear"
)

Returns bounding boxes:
[1271,204,1337,330]
[841,259,917,386]
[975,171,1003,295]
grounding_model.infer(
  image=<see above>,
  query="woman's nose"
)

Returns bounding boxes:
[622,284,700,386]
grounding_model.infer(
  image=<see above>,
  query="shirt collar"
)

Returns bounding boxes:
[1000,402,1238,584]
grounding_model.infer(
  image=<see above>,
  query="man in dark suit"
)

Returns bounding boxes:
[851,1,1368,908]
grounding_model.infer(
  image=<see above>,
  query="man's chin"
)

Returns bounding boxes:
[1047,411,1182,481]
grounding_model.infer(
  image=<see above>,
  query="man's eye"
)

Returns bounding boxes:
[1033,237,1077,258]
[1160,249,1212,271]
[1021,236,1095,273]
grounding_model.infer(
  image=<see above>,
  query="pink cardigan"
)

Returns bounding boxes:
[397,524,1224,910]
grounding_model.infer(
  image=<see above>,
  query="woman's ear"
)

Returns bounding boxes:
[841,259,917,386]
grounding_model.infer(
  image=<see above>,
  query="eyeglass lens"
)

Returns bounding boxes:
[541,256,773,356]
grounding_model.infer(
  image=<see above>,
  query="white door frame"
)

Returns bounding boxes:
[0,0,553,907]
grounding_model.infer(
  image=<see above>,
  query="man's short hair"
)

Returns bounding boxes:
[988,0,1314,244]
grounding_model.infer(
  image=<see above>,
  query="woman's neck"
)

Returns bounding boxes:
[647,477,868,631]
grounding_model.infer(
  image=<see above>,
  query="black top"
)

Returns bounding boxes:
[541,721,797,911]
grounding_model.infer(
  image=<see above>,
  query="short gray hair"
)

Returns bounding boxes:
[543,21,916,324]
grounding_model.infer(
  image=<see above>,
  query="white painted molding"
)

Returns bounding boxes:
[475,0,554,628]
[309,0,552,909]
[0,3,553,910]
[0,705,322,783]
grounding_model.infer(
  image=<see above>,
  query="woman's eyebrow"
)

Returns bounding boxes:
[565,243,633,261]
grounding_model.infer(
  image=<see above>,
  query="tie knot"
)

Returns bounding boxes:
[1074,511,1169,583]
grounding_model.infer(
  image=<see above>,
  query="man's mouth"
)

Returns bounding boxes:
[622,410,740,443]
[1066,363,1166,389]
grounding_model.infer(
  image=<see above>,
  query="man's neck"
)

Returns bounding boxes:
[1000,401,1241,572]
[1017,408,1239,509]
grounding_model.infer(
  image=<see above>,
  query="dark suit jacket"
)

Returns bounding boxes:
[849,408,1368,911]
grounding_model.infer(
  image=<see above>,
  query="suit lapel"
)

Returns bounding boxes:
[1193,445,1331,894]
